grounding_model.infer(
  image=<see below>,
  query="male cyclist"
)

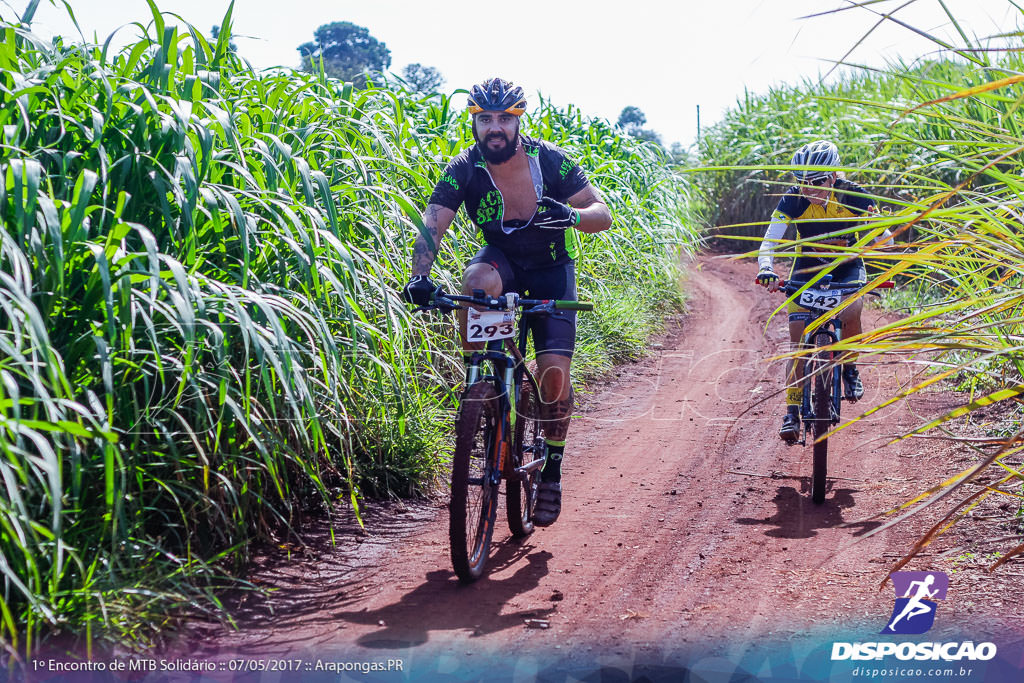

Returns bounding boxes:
[755,140,891,442]
[401,78,612,525]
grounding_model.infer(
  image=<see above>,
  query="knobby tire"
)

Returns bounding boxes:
[810,344,833,505]
[450,381,501,582]
[507,380,541,537]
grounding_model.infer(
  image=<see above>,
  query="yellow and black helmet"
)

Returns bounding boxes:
[467,77,527,116]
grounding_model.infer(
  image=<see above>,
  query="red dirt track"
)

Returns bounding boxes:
[182,256,1018,673]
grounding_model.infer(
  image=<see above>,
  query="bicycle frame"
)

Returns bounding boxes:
[764,274,894,504]
[781,275,894,445]
[796,316,843,446]
[416,287,592,580]
[463,309,545,486]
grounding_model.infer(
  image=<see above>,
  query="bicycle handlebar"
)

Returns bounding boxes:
[414,289,594,314]
[552,300,595,311]
[780,279,895,294]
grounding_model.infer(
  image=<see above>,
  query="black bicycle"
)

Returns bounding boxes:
[416,288,592,582]
[780,275,893,504]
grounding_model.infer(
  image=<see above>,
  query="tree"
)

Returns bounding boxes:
[402,63,444,94]
[633,128,663,146]
[670,141,692,166]
[617,106,647,131]
[297,22,391,82]
[617,106,663,147]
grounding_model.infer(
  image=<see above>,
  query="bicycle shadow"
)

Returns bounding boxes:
[735,483,882,539]
[334,540,557,650]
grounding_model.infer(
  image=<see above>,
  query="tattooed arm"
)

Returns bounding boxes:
[412,203,457,276]
[566,185,612,235]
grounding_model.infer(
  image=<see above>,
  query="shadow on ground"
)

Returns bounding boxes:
[736,483,882,539]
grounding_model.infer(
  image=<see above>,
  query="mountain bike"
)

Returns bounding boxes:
[779,275,893,504]
[415,288,592,582]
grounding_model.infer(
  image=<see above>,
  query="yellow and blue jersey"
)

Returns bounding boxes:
[773,178,876,248]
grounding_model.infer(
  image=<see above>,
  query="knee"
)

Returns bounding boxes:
[841,298,864,321]
[536,357,572,394]
[461,263,502,296]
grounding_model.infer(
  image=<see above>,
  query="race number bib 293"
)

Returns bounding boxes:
[466,308,515,342]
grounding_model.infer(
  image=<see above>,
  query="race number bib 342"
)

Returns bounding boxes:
[797,288,843,311]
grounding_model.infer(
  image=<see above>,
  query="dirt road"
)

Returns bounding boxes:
[182,257,1020,678]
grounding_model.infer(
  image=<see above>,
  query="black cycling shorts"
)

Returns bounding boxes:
[467,245,577,358]
[789,257,866,285]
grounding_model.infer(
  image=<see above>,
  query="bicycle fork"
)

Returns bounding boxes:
[798,325,842,444]
[463,352,511,489]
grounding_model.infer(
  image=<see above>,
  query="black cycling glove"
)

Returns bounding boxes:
[531,196,581,230]
[402,275,436,306]
[755,268,779,288]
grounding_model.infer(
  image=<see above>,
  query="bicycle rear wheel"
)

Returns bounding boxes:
[507,380,541,537]
[810,346,834,505]
[450,381,501,582]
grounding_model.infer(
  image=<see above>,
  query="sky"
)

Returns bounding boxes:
[7,0,1020,148]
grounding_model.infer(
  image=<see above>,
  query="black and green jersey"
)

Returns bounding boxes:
[428,135,590,270]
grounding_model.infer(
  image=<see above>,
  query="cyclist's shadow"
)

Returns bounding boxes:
[736,483,881,539]
[334,541,556,650]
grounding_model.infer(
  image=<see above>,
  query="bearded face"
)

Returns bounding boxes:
[473,116,520,164]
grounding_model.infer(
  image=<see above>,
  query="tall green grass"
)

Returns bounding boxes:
[697,1,1024,570]
[0,0,700,655]
[530,97,699,370]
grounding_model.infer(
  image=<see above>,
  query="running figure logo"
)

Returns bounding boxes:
[881,571,949,635]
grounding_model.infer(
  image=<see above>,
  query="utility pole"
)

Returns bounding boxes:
[696,104,701,145]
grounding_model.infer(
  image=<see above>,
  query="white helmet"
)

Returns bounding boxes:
[791,140,839,182]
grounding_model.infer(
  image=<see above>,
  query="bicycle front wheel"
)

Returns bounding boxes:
[809,346,834,505]
[507,380,541,537]
[450,381,501,582]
